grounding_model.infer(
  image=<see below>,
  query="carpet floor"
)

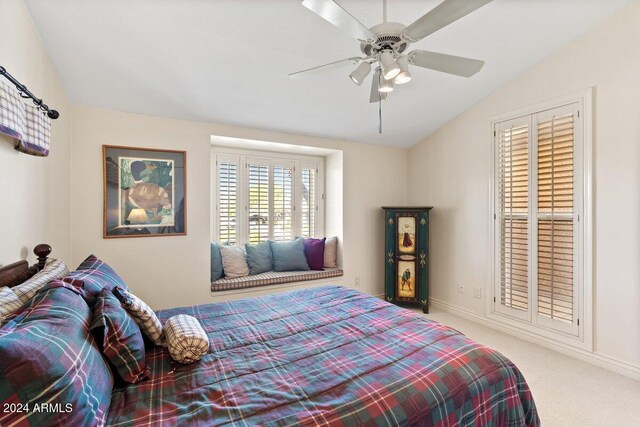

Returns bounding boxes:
[420,308,640,426]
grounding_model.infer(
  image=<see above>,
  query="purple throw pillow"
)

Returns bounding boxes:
[303,238,326,271]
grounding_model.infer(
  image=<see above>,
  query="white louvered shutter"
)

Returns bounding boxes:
[217,158,238,245]
[535,105,579,335]
[247,160,270,244]
[272,163,294,241]
[300,163,317,238]
[496,118,531,320]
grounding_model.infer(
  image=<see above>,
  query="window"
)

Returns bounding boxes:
[215,152,323,245]
[492,94,591,345]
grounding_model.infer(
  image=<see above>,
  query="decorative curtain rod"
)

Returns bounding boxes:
[0,66,60,120]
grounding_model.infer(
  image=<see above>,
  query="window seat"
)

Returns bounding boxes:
[211,268,344,292]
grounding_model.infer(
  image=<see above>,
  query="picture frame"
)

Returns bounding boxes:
[103,145,187,238]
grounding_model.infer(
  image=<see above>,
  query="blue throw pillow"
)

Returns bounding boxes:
[211,243,224,281]
[269,238,310,272]
[245,241,273,275]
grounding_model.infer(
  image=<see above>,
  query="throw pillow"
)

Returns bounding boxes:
[164,314,209,364]
[113,287,165,347]
[245,241,273,275]
[219,245,250,278]
[63,255,129,307]
[12,258,69,303]
[303,237,326,271]
[324,236,338,268]
[0,287,22,325]
[90,289,150,384]
[270,238,310,272]
[210,242,224,281]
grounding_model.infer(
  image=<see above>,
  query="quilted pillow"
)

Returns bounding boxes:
[0,287,22,325]
[0,281,113,427]
[270,238,310,272]
[90,289,150,384]
[64,255,129,307]
[219,245,249,278]
[12,258,69,303]
[245,241,273,275]
[164,314,209,364]
[113,287,166,347]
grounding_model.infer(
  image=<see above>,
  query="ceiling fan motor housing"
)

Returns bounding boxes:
[360,22,408,56]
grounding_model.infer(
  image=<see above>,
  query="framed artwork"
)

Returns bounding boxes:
[103,145,186,238]
[397,215,416,255]
[396,260,416,300]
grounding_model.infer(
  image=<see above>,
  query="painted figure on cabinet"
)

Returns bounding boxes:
[398,217,416,255]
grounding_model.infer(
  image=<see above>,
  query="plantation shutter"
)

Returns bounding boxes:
[496,118,530,319]
[300,164,317,238]
[247,160,270,244]
[217,158,238,245]
[272,163,294,241]
[536,107,578,333]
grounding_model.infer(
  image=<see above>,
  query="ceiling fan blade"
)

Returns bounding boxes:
[288,57,361,79]
[369,69,387,103]
[402,0,493,42]
[302,0,374,42]
[408,50,484,77]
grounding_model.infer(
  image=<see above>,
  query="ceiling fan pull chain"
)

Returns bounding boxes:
[378,72,383,134]
[382,0,387,23]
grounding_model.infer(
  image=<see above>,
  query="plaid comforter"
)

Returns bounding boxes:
[107,286,539,426]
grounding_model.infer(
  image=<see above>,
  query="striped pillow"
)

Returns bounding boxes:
[12,258,69,303]
[113,287,165,347]
[164,315,209,364]
[0,287,22,325]
[64,255,129,308]
[90,289,149,384]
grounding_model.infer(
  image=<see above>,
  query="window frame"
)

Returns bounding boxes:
[212,148,324,246]
[488,89,593,351]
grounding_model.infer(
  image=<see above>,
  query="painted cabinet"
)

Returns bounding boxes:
[382,206,432,313]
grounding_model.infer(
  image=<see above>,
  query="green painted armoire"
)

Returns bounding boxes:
[382,207,432,313]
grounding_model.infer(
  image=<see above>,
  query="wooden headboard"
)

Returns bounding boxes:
[0,244,52,288]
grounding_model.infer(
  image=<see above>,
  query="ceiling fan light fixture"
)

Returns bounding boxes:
[379,50,400,80]
[394,55,411,84]
[378,76,394,93]
[349,61,372,86]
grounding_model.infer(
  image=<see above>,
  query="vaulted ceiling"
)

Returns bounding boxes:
[25,0,632,147]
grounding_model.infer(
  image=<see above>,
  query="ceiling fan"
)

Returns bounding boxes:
[289,0,493,107]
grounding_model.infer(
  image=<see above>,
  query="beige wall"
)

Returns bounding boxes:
[408,1,640,369]
[71,106,407,309]
[0,0,72,266]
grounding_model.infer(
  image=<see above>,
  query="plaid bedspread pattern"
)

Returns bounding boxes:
[211,267,344,292]
[106,286,539,426]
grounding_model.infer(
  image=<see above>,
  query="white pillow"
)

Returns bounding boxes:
[165,314,209,364]
[0,287,23,325]
[324,236,338,268]
[12,258,68,303]
[219,245,250,278]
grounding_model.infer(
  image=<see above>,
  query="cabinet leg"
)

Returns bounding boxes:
[422,304,429,314]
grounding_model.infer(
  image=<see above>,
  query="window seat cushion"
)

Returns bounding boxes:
[211,268,343,292]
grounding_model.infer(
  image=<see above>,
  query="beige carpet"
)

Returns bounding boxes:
[419,308,640,426]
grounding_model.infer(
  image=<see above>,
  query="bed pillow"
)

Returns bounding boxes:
[90,289,150,384]
[324,236,338,268]
[113,286,166,347]
[0,281,113,427]
[270,238,310,272]
[219,245,250,278]
[164,314,209,364]
[245,241,273,275]
[211,243,224,281]
[0,287,22,325]
[303,237,326,271]
[63,254,129,307]
[12,258,69,303]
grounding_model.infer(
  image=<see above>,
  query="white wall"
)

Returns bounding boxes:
[408,1,640,370]
[0,0,72,266]
[71,106,407,309]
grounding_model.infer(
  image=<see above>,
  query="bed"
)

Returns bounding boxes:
[1,245,539,426]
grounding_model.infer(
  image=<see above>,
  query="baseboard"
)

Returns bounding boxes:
[430,298,640,381]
